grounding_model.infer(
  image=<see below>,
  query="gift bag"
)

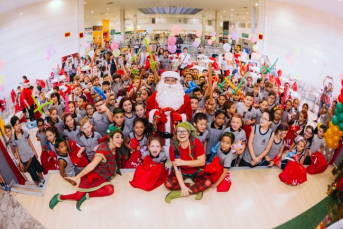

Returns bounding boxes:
[204,157,224,184]
[40,147,58,175]
[243,125,252,141]
[217,172,232,192]
[279,160,307,185]
[306,152,328,174]
[283,125,300,149]
[129,156,169,191]
[69,140,89,167]
[121,138,143,168]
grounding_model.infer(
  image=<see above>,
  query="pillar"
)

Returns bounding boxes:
[133,15,137,40]
[120,9,125,45]
[202,15,206,45]
[215,10,220,44]
[77,0,85,56]
[251,6,256,34]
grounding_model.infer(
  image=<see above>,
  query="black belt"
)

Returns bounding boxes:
[153,129,173,139]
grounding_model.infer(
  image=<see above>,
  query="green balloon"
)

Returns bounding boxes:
[338,113,343,123]
[335,108,340,116]
[337,103,343,113]
[339,123,343,131]
[332,115,339,125]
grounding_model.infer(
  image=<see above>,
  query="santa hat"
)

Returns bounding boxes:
[23,80,30,88]
[161,71,180,81]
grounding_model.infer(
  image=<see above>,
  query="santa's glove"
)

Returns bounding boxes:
[171,112,182,122]
[154,110,168,124]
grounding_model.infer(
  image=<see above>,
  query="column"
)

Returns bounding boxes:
[133,15,137,40]
[202,15,206,45]
[77,0,85,56]
[215,10,220,44]
[120,9,125,45]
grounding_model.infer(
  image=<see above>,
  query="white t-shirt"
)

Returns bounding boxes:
[139,52,149,66]
[179,53,190,68]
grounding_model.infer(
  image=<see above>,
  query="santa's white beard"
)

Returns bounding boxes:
[155,81,185,110]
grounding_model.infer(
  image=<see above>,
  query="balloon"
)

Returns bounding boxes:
[211,36,216,41]
[251,53,258,60]
[332,115,339,125]
[193,41,200,48]
[168,36,176,45]
[46,53,52,61]
[335,108,340,116]
[339,94,343,103]
[85,42,91,49]
[195,38,201,43]
[211,31,216,36]
[114,35,122,43]
[323,61,328,67]
[340,73,343,81]
[329,121,334,128]
[223,43,231,52]
[230,31,238,40]
[225,52,233,60]
[111,42,119,51]
[252,45,258,51]
[146,27,153,34]
[0,75,5,85]
[288,57,295,66]
[250,36,256,43]
[337,103,343,113]
[326,128,333,136]
[333,141,339,149]
[144,37,151,45]
[89,50,94,57]
[228,39,233,44]
[326,139,334,148]
[0,85,4,92]
[208,39,213,45]
[171,25,181,35]
[196,30,202,37]
[339,113,343,123]
[113,49,120,57]
[0,60,3,70]
[332,125,340,134]
[339,123,343,131]
[168,45,176,53]
[86,36,93,42]
[293,48,300,55]
[333,134,341,142]
[322,146,335,161]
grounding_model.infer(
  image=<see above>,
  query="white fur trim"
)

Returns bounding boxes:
[181,113,187,122]
[161,71,180,81]
[148,109,158,124]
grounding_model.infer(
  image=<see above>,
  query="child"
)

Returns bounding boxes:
[10,116,44,186]
[235,92,256,126]
[294,110,307,135]
[73,84,84,103]
[91,76,101,99]
[79,117,102,162]
[217,95,227,111]
[63,114,85,151]
[253,83,262,108]
[280,137,307,169]
[190,96,199,123]
[271,105,282,132]
[48,92,65,119]
[240,111,274,167]
[267,91,277,110]
[55,138,78,186]
[76,95,87,117]
[49,107,65,138]
[141,136,167,165]
[112,108,131,157]
[124,118,147,159]
[193,87,205,109]
[243,75,254,94]
[120,97,136,132]
[261,81,273,100]
[36,118,47,150]
[85,103,94,124]
[223,114,247,166]
[93,97,113,137]
[281,99,292,123]
[289,125,314,155]
[39,92,50,115]
[107,93,116,113]
[306,125,326,162]
[265,124,289,167]
[68,101,82,124]
[193,113,209,153]
[212,132,235,188]
[289,98,300,124]
[111,73,123,96]
[206,110,226,161]
[204,96,216,124]
[255,99,268,125]
[46,126,60,156]
[223,100,236,121]
[135,102,146,119]
[102,81,113,96]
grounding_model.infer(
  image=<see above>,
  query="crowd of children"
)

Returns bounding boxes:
[4,44,334,205]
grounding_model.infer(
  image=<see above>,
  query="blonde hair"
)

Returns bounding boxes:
[79,117,91,128]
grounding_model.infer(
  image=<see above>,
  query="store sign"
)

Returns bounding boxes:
[65,32,70,37]
[79,32,84,38]
[93,26,103,31]
[223,30,229,36]
[259,34,263,40]
[242,33,249,38]
[110,30,116,35]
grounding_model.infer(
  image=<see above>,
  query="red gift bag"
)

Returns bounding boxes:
[129,156,169,191]
[40,147,58,175]
[217,172,232,192]
[243,125,252,141]
[306,152,328,174]
[121,138,143,168]
[283,125,300,149]
[69,140,89,167]
[279,159,307,185]
[204,157,224,184]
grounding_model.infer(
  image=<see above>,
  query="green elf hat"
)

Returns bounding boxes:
[107,126,123,138]
[175,121,197,138]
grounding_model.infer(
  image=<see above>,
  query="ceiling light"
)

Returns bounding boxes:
[224,10,226,12]
[91,11,93,13]
[84,1,86,4]
[255,3,259,6]
[19,12,22,16]
[107,7,109,10]
[231,9,234,11]
[246,12,249,14]
[243,17,245,19]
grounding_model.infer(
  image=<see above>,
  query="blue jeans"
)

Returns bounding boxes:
[317,100,324,118]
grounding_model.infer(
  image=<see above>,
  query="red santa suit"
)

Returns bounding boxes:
[146,71,192,156]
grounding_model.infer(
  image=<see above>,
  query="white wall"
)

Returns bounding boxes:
[0,0,84,99]
[257,0,343,96]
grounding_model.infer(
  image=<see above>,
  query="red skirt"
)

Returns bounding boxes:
[77,171,113,192]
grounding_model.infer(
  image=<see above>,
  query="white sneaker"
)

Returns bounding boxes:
[37,182,44,187]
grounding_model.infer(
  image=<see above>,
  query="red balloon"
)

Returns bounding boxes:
[341,88,343,95]
[339,94,343,103]
[341,79,343,86]
[278,69,282,77]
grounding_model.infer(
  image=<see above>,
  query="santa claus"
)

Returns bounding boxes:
[146,71,192,155]
[20,78,35,122]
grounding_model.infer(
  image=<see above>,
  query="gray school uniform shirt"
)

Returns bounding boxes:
[93,111,112,137]
[141,150,167,164]
[243,85,254,94]
[80,132,102,161]
[281,109,291,123]
[86,115,94,125]
[255,108,263,125]
[35,130,47,149]
[206,122,224,155]
[197,129,209,145]
[11,130,34,163]
[270,120,281,132]
[115,124,131,155]
[49,102,65,117]
[56,152,75,177]
[206,112,214,124]
[309,135,325,152]
[128,132,148,148]
[39,98,50,114]
[253,93,262,106]
[216,148,234,169]
[76,107,87,118]
[242,125,273,163]
[223,127,247,159]
[72,113,82,125]
[64,126,83,146]
[125,112,137,132]
[267,139,284,160]
[51,118,65,138]
[235,102,256,123]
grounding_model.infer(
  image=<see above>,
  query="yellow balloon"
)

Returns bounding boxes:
[195,38,201,43]
[0,117,4,136]
[144,37,151,45]
[113,49,120,57]
[252,45,259,51]
[332,125,340,135]
[329,121,333,128]
[0,75,4,85]
[228,39,233,44]
[211,36,216,41]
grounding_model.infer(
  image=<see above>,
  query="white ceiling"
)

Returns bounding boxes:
[0,0,48,15]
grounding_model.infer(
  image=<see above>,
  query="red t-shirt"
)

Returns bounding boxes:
[169,138,204,175]
[21,88,34,107]
[234,53,241,64]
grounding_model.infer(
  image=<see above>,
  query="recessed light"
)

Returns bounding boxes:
[224,10,226,12]
[246,12,249,14]
[91,11,93,13]
[231,14,233,16]
[255,3,259,6]
[19,13,22,16]
[84,1,86,4]
[107,8,109,10]
[231,9,234,11]
[209,15,211,16]
[106,14,108,15]
[243,17,245,19]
